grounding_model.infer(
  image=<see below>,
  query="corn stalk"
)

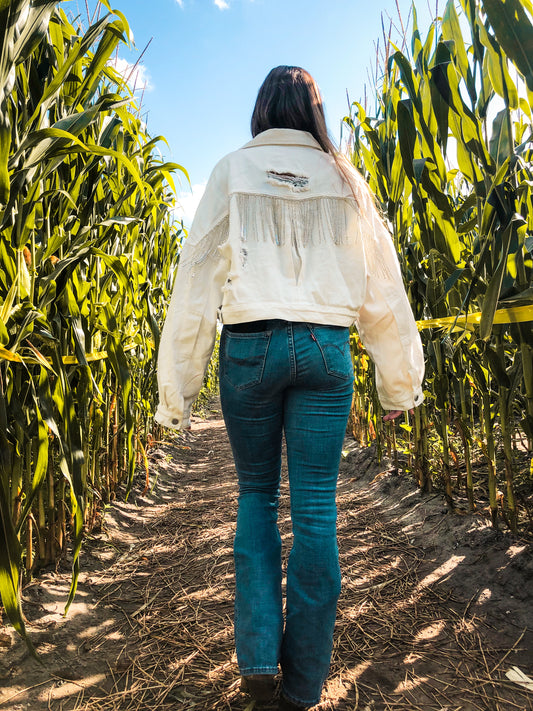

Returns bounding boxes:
[0,0,186,648]
[346,0,533,532]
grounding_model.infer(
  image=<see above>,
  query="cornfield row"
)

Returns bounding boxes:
[2,0,533,652]
[346,0,533,533]
[0,0,186,648]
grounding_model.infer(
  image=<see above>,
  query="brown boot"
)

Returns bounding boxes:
[241,674,277,702]
[278,693,309,710]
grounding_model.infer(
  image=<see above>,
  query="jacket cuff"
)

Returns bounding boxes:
[379,388,424,412]
[154,405,191,430]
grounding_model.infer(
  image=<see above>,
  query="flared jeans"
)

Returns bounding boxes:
[219,320,354,707]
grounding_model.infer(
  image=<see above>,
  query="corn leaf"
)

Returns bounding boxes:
[483,0,533,92]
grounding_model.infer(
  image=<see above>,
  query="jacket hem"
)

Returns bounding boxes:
[221,304,356,327]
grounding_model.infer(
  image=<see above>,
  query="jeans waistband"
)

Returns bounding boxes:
[224,320,349,334]
[224,320,286,333]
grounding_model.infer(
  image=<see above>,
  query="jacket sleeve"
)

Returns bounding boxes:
[354,186,425,411]
[155,160,230,429]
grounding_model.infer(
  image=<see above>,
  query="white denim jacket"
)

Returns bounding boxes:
[155,128,425,429]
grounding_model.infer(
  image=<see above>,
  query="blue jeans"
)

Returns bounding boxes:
[219,320,354,707]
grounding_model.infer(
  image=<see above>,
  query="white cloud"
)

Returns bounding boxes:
[174,183,206,227]
[175,0,231,9]
[108,56,153,93]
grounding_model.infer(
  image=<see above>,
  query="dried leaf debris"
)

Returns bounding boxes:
[1,412,532,711]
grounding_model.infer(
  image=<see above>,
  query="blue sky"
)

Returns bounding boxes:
[64,0,437,222]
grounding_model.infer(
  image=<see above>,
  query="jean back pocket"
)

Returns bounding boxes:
[222,330,272,390]
[310,325,352,380]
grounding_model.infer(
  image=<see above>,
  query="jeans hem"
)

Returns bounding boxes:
[281,686,319,707]
[240,666,279,675]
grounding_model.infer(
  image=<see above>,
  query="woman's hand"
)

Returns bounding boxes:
[383,409,414,422]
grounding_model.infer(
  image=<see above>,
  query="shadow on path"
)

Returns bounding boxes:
[1,407,532,710]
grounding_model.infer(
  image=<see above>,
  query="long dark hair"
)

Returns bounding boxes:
[251,66,335,152]
[251,66,361,204]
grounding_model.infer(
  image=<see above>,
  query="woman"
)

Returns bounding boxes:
[156,66,424,710]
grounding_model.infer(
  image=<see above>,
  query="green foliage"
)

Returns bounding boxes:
[0,0,186,646]
[347,0,533,532]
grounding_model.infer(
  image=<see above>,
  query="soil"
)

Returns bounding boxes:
[1,403,532,711]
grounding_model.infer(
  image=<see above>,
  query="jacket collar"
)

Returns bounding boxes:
[242,128,323,151]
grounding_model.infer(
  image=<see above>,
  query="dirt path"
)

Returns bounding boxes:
[1,405,532,711]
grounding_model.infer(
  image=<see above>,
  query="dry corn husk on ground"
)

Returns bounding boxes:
[1,406,532,711]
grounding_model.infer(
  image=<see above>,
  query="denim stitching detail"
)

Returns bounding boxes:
[287,322,296,382]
